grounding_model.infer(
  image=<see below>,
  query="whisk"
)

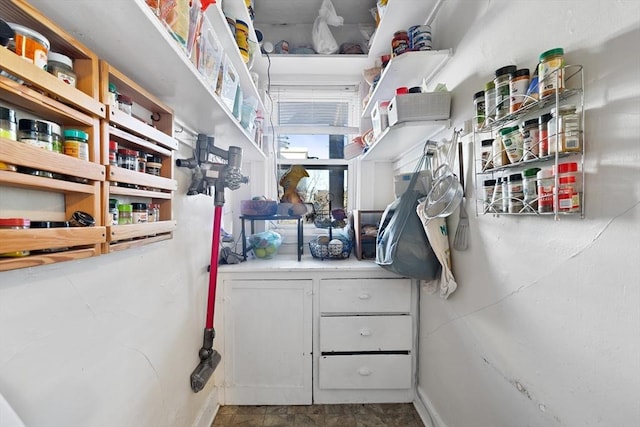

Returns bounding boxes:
[453,135,469,251]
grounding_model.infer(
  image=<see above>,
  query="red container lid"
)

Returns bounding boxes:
[0,218,30,227]
[555,162,578,174]
[396,86,408,95]
[109,140,118,150]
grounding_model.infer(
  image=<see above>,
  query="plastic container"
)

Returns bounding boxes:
[117,94,133,115]
[18,119,53,151]
[539,48,565,99]
[536,168,554,213]
[494,65,516,120]
[132,203,148,223]
[554,162,580,211]
[473,90,485,131]
[507,173,524,213]
[118,148,137,170]
[63,129,89,161]
[483,179,496,212]
[538,113,552,157]
[0,106,17,141]
[7,23,50,70]
[137,151,147,173]
[521,118,539,160]
[550,104,581,153]
[47,51,77,87]
[492,135,507,168]
[248,230,282,259]
[109,140,118,166]
[480,139,494,171]
[509,68,530,113]
[499,126,523,164]
[522,167,541,212]
[109,198,119,226]
[391,30,410,56]
[118,204,133,225]
[371,100,390,139]
[69,211,95,227]
[0,218,30,257]
[484,81,496,120]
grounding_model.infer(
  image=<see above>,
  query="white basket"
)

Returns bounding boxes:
[387,92,451,126]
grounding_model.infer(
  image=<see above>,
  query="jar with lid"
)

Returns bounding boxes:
[473,90,485,131]
[0,106,17,141]
[108,83,118,110]
[0,218,30,257]
[146,155,162,176]
[509,68,530,113]
[554,162,580,212]
[499,126,523,164]
[483,179,496,213]
[69,211,95,227]
[118,203,133,225]
[521,118,539,160]
[507,173,524,213]
[538,48,564,99]
[109,198,119,226]
[491,135,507,168]
[63,129,89,161]
[391,31,410,56]
[118,148,137,170]
[522,167,541,212]
[536,168,554,213]
[484,81,496,121]
[45,121,63,153]
[550,104,581,153]
[137,151,147,173]
[489,177,504,213]
[480,139,494,171]
[494,65,516,120]
[538,113,552,157]
[132,203,148,223]
[117,94,133,115]
[18,119,53,151]
[47,51,77,87]
[109,140,118,166]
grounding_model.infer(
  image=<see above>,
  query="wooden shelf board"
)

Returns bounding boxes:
[0,247,99,272]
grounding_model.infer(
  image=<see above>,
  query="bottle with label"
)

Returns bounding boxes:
[494,65,516,120]
[538,48,565,99]
[63,129,89,161]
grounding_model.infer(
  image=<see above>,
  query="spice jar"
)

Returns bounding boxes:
[483,179,496,212]
[538,48,565,99]
[109,198,119,226]
[473,90,485,131]
[47,51,77,87]
[499,126,523,164]
[69,211,95,227]
[480,139,494,171]
[538,113,552,157]
[509,68,530,113]
[45,121,63,153]
[146,155,162,176]
[484,81,496,121]
[18,119,53,150]
[63,129,89,161]
[536,168,554,214]
[507,173,524,213]
[521,118,539,160]
[109,140,118,166]
[118,204,133,225]
[117,94,133,115]
[551,104,581,153]
[118,148,137,170]
[391,30,410,56]
[0,218,30,257]
[491,135,508,168]
[0,106,17,140]
[554,162,580,212]
[490,177,504,213]
[132,203,148,223]
[494,65,516,120]
[108,83,118,111]
[522,167,541,212]
[137,151,147,173]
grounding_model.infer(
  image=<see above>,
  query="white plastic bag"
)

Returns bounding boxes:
[312,0,343,54]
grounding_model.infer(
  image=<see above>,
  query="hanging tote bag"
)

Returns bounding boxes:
[375,154,440,280]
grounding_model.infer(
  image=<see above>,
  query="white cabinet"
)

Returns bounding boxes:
[221,278,312,405]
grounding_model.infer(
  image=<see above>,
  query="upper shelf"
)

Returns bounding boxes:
[361,120,450,162]
[27,0,267,161]
[256,54,371,85]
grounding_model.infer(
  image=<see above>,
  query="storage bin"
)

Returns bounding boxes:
[387,92,451,127]
[371,100,390,139]
[219,54,239,112]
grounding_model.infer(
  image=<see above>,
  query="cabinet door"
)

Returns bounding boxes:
[224,279,312,405]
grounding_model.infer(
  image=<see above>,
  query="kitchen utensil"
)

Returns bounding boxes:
[453,139,469,251]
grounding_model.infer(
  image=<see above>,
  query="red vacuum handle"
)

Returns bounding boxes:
[205,205,223,329]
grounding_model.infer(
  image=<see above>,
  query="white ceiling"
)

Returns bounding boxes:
[254,0,377,25]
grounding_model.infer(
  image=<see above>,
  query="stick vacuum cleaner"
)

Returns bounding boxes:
[176,135,248,393]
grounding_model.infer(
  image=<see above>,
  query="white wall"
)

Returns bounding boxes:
[412,1,640,426]
[0,142,223,427]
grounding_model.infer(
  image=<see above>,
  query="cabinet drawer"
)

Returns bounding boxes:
[320,315,412,352]
[319,354,412,389]
[320,278,412,314]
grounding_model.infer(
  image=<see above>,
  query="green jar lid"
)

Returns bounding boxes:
[499,126,516,135]
[108,82,117,93]
[118,203,133,212]
[539,48,564,61]
[484,81,495,91]
[522,167,541,178]
[63,129,88,141]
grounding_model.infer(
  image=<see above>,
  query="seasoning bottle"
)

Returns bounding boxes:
[69,211,95,227]
[521,118,539,160]
[18,119,53,151]
[132,203,148,223]
[507,173,524,213]
[509,68,530,113]
[0,106,17,140]
[391,30,410,56]
[109,140,118,166]
[491,135,507,168]
[117,94,133,115]
[499,126,523,164]
[494,65,516,120]
[522,167,541,212]
[554,162,580,212]
[0,218,30,257]
[147,203,156,223]
[47,51,77,87]
[109,198,119,226]
[146,155,162,176]
[46,121,63,153]
[118,148,137,170]
[484,81,496,122]
[473,90,485,131]
[108,83,118,111]
[137,151,147,173]
[483,179,496,213]
[536,168,554,214]
[63,129,89,161]
[538,113,552,157]
[480,139,494,171]
[538,48,565,99]
[556,104,581,153]
[118,203,133,225]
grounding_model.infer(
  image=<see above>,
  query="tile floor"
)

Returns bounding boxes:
[211,403,425,427]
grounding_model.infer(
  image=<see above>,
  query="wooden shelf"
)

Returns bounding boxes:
[0,248,99,272]
[107,220,177,243]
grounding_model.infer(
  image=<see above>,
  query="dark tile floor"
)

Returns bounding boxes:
[211,403,425,427]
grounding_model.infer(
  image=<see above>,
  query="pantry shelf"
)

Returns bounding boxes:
[0,248,99,272]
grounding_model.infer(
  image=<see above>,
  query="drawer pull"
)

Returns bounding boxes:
[357,367,372,376]
[358,293,371,300]
[359,328,371,336]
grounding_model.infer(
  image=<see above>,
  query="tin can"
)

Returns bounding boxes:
[391,31,410,56]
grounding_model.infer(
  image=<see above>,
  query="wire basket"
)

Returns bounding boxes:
[309,236,352,260]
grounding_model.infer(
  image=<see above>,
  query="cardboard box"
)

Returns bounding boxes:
[353,210,384,260]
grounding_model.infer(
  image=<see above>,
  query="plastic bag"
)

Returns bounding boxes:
[247,230,282,259]
[376,155,440,280]
[312,0,343,54]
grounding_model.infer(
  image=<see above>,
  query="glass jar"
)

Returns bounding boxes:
[480,139,494,171]
[551,104,581,153]
[391,30,410,56]
[132,203,148,223]
[118,204,133,225]
[507,173,524,213]
[18,119,53,151]
[47,51,77,87]
[137,151,147,173]
[522,167,541,212]
[117,94,133,115]
[0,218,30,257]
[484,81,496,120]
[146,155,162,176]
[109,140,118,166]
[538,48,565,99]
[63,129,89,161]
[0,106,17,140]
[538,113,552,157]
[536,168,554,214]
[494,65,516,120]
[118,148,137,170]
[509,68,530,113]
[108,83,118,110]
[45,121,63,153]
[473,90,485,131]
[109,198,119,226]
[69,211,95,227]
[521,118,539,160]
